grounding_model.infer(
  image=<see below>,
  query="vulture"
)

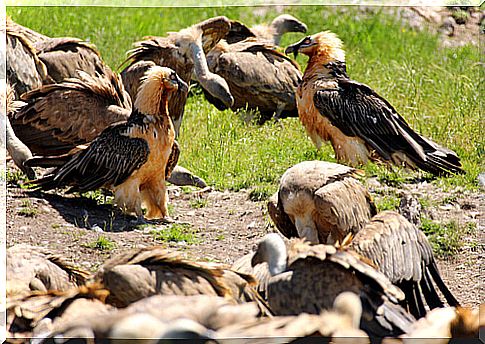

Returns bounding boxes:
[120,16,234,136]
[226,14,308,46]
[216,292,369,343]
[7,283,111,341]
[245,234,416,339]
[93,245,270,314]
[204,38,303,123]
[6,244,89,297]
[26,66,185,220]
[348,210,460,319]
[267,160,376,244]
[285,31,464,176]
[6,17,50,98]
[3,83,36,179]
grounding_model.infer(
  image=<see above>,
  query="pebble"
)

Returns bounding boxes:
[91,225,104,233]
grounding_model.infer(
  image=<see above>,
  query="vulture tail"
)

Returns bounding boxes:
[427,260,460,307]
[419,268,445,310]
[23,174,59,191]
[24,155,71,168]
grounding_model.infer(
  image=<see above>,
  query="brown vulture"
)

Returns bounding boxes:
[242,233,416,339]
[204,38,303,123]
[93,245,270,315]
[120,16,233,137]
[285,31,464,176]
[26,67,185,220]
[267,160,376,244]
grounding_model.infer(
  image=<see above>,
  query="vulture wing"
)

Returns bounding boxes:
[34,37,107,82]
[225,20,257,44]
[194,16,231,53]
[313,78,464,175]
[349,210,460,318]
[13,70,131,156]
[28,114,150,193]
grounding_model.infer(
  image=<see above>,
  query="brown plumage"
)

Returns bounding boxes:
[12,69,132,156]
[26,66,184,220]
[7,244,89,297]
[268,160,376,244]
[348,210,460,319]
[120,16,232,136]
[93,246,270,315]
[285,31,464,176]
[6,18,50,97]
[204,38,302,122]
[226,14,308,46]
[7,283,110,340]
[249,234,416,338]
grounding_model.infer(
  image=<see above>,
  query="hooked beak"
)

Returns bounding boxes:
[251,250,263,267]
[285,36,312,59]
[296,22,308,34]
[176,75,189,94]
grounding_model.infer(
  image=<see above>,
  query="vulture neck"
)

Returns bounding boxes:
[134,77,169,119]
[304,54,346,80]
[262,234,288,276]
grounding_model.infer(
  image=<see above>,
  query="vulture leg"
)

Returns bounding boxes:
[428,261,460,306]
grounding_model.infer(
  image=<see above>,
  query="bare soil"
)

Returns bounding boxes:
[6,161,483,308]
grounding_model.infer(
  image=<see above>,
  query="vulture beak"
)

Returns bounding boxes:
[251,250,263,267]
[285,35,312,59]
[176,74,189,94]
[296,22,308,34]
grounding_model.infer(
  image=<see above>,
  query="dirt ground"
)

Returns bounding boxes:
[6,160,483,308]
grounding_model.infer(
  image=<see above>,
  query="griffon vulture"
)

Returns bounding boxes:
[6,244,89,297]
[93,246,270,315]
[120,16,233,136]
[226,14,308,46]
[267,160,376,244]
[204,38,302,123]
[244,234,416,338]
[348,211,460,319]
[26,66,185,220]
[285,31,464,176]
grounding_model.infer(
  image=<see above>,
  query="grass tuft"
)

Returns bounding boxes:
[150,223,198,244]
[84,235,116,251]
[420,218,474,257]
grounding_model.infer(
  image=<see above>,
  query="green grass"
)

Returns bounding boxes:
[7,6,483,191]
[17,199,38,217]
[150,223,198,244]
[189,197,208,209]
[420,218,475,257]
[84,235,117,251]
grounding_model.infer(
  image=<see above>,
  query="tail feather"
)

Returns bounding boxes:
[24,155,71,168]
[428,260,460,307]
[23,174,59,191]
[420,268,445,310]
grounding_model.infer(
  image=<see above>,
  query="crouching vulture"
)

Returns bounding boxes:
[268,160,376,244]
[268,161,459,319]
[285,31,464,175]
[120,16,234,137]
[26,67,185,220]
[93,245,270,315]
[242,234,415,339]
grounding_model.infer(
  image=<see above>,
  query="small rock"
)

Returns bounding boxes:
[91,225,104,233]
[247,221,257,229]
[439,17,456,36]
[478,172,485,189]
[398,193,422,227]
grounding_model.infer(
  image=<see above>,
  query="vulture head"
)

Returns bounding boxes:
[135,66,187,115]
[269,161,376,244]
[332,292,363,330]
[285,31,345,63]
[271,14,308,36]
[251,233,288,276]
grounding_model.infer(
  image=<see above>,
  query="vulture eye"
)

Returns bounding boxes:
[303,37,312,45]
[170,73,177,80]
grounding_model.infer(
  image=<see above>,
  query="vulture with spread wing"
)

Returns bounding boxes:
[26,67,184,220]
[285,31,464,176]
[93,246,270,315]
[267,160,376,244]
[226,14,308,46]
[348,210,460,319]
[121,16,233,136]
[244,234,415,338]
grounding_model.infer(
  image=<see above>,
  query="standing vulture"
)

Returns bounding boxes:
[26,67,185,220]
[93,246,270,315]
[204,38,302,123]
[347,210,460,319]
[285,31,464,175]
[267,160,376,244]
[226,14,308,46]
[120,16,233,137]
[243,234,416,339]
